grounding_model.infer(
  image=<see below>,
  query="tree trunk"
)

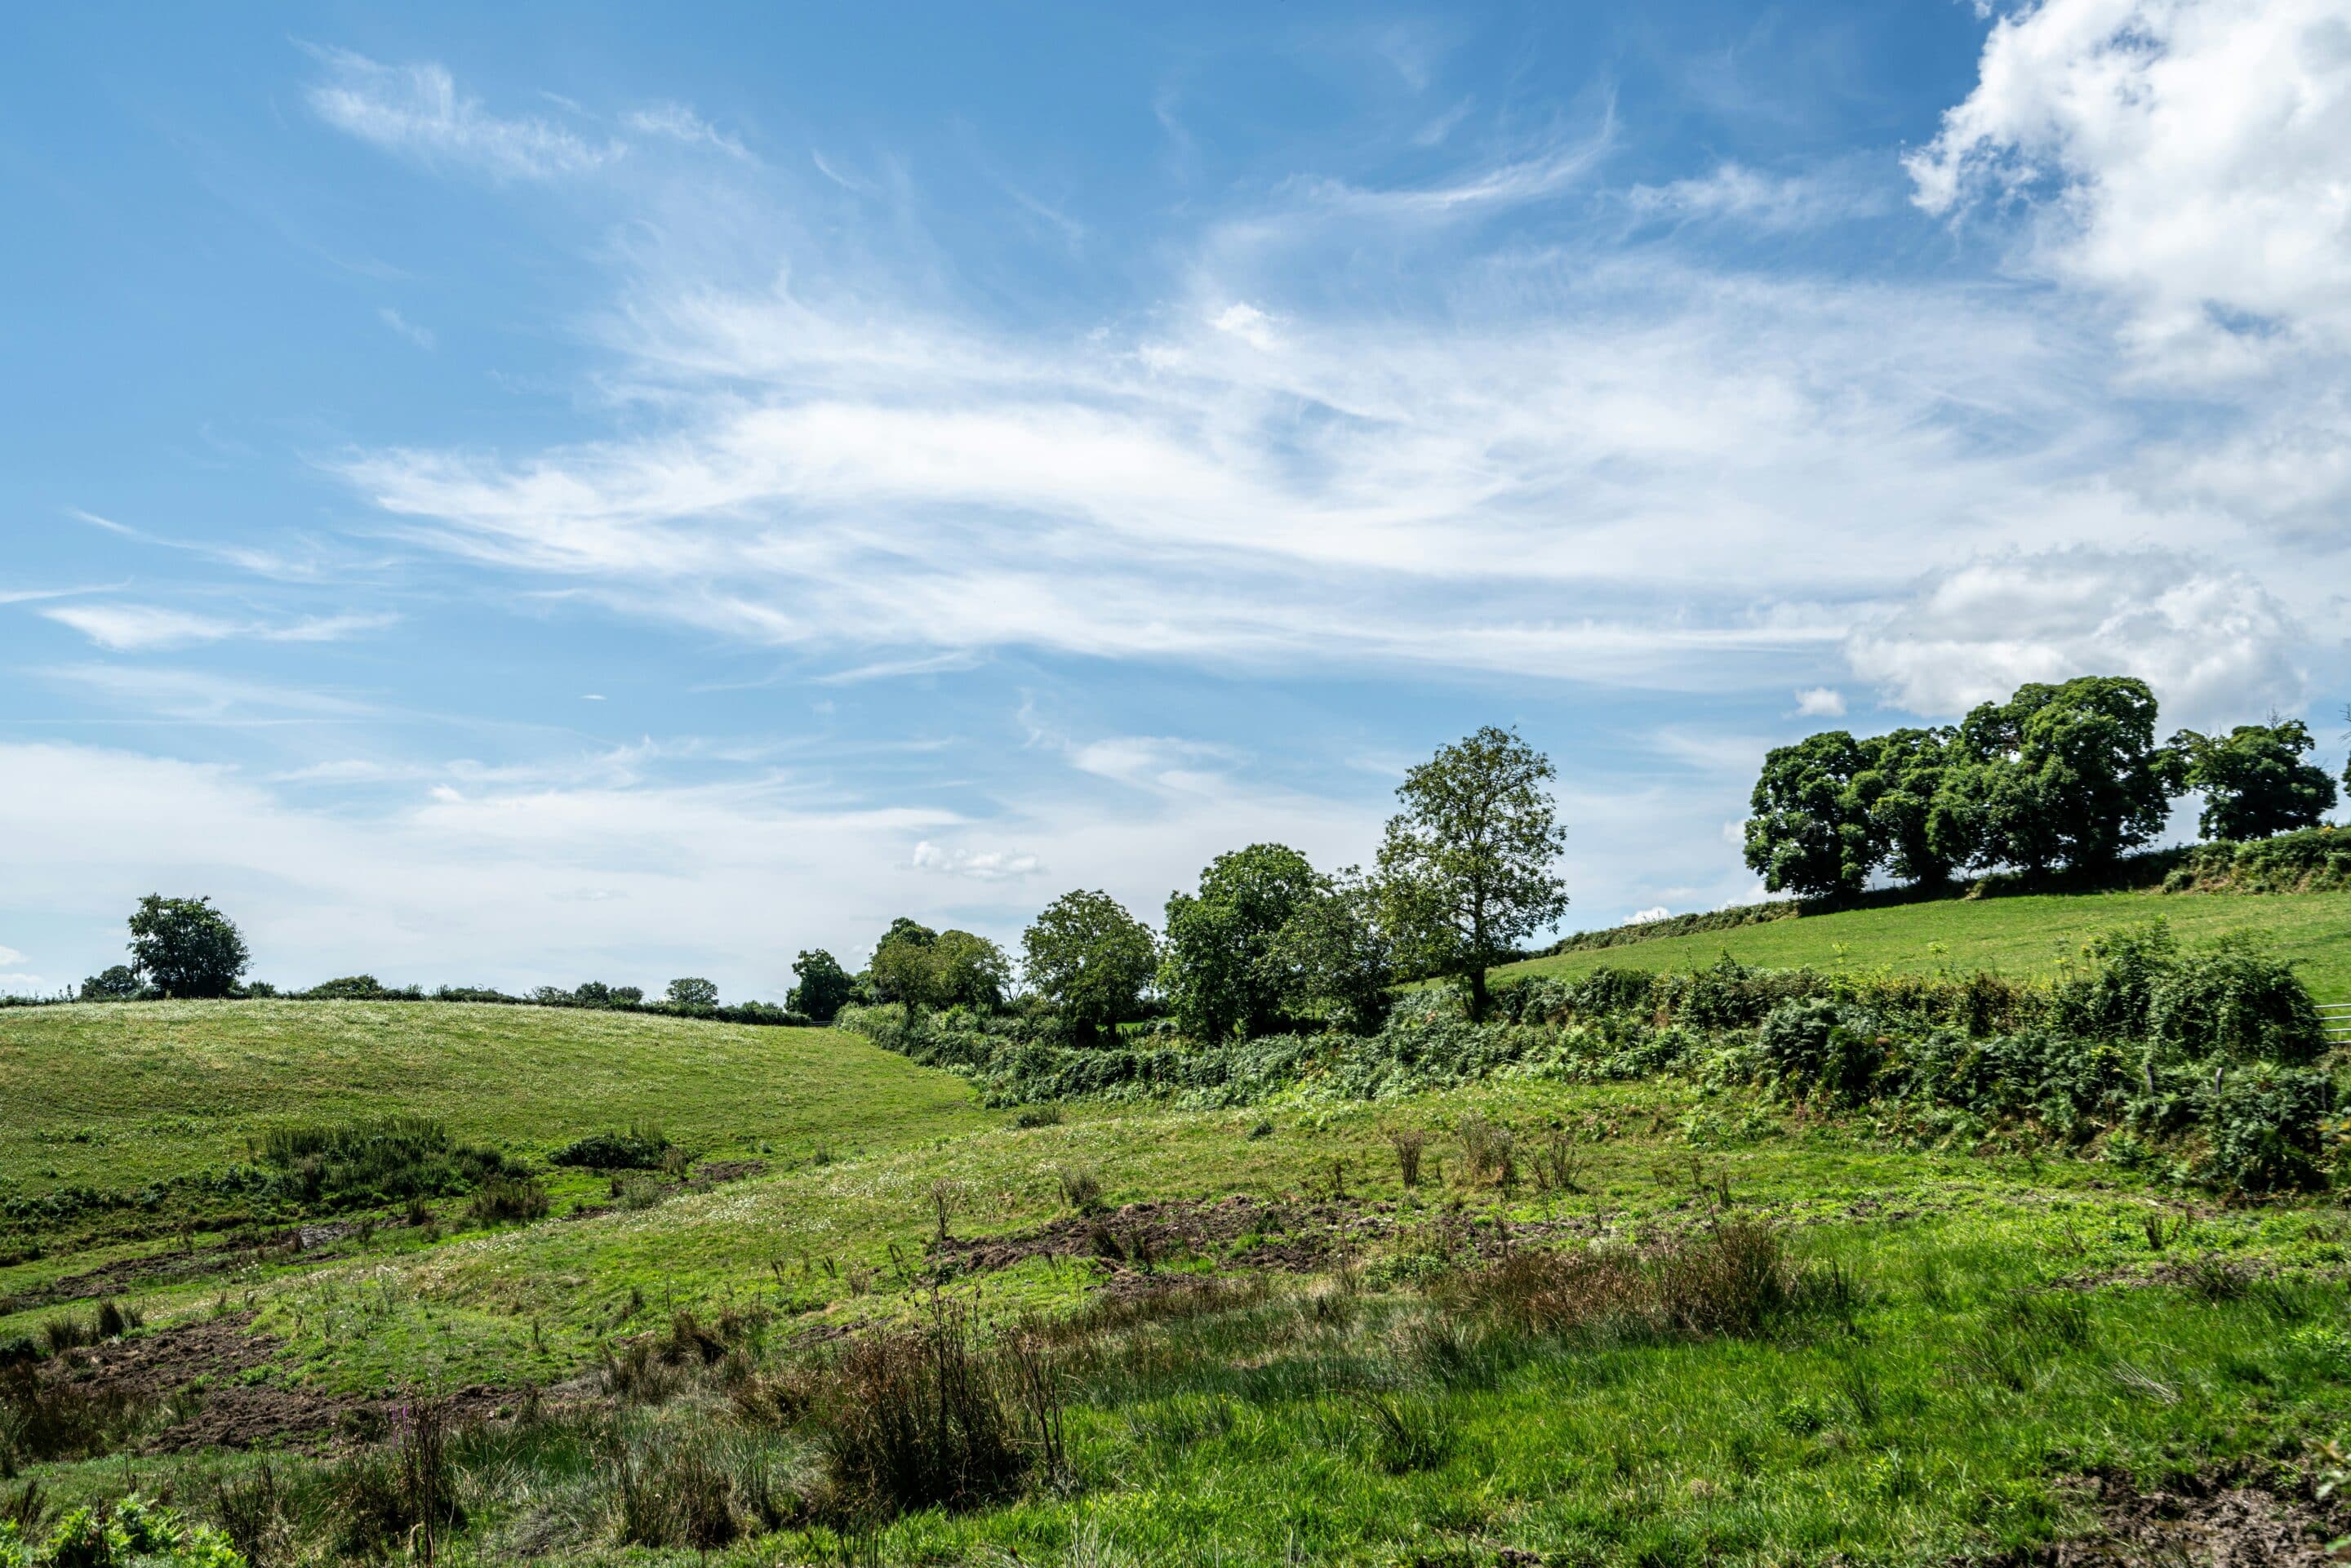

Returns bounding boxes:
[1465,964,1490,1024]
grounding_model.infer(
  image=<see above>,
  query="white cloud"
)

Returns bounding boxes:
[623,104,750,160]
[379,307,436,349]
[910,841,1044,882]
[1844,546,2309,727]
[0,944,24,966]
[1793,686,1847,717]
[306,50,619,181]
[1625,905,1670,925]
[1909,0,2351,373]
[40,604,395,651]
[1625,162,1884,229]
[0,740,1379,996]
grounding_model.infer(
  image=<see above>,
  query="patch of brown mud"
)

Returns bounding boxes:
[936,1194,1598,1281]
[49,1313,509,1455]
[2019,1472,2344,1566]
[0,1224,366,1315]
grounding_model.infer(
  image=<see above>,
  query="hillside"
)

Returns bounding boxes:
[4,976,2349,1564]
[0,1000,987,1196]
[1495,886,2351,1002]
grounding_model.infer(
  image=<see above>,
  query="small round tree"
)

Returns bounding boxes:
[665,976,720,1010]
[1021,889,1156,1044]
[125,894,250,999]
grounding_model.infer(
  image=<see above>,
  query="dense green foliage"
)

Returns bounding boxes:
[1740,677,2311,900]
[869,920,1011,1015]
[123,895,249,1000]
[1161,844,1320,1041]
[787,948,854,1023]
[1019,890,1157,1042]
[851,921,2338,1195]
[1377,726,1569,1022]
[2173,719,2339,841]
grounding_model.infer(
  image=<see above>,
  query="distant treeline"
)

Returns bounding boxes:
[1535,823,2351,962]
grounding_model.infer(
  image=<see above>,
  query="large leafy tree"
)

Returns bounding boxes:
[787,948,854,1023]
[865,919,1007,1015]
[1021,889,1157,1043]
[1743,731,1876,899]
[1375,726,1569,1024]
[2171,719,2339,841]
[1855,726,1957,887]
[1944,677,2182,873]
[1268,867,1394,1035]
[1161,843,1320,1040]
[930,929,1013,1010]
[125,894,249,999]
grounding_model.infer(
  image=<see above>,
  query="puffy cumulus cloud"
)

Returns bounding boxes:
[1909,0,2351,373]
[1625,905,1670,924]
[1793,686,1847,717]
[1844,547,2309,727]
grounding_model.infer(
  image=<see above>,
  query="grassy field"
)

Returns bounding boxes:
[0,1001,987,1196]
[3,935,2349,1565]
[1495,887,2351,1002]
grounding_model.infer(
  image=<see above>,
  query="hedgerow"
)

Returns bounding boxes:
[842,923,2342,1195]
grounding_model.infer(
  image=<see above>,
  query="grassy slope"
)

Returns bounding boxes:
[1493,888,2351,1001]
[7,991,2350,1563]
[0,1000,987,1194]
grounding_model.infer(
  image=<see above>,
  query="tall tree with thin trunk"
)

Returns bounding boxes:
[1375,726,1569,1023]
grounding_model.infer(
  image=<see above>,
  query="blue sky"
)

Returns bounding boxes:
[3,0,2347,999]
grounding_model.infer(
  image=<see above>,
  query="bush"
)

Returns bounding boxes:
[466,1177,549,1225]
[2147,935,2326,1064]
[1756,998,1883,1104]
[812,1302,1033,1521]
[256,1117,518,1209]
[549,1125,670,1170]
[2197,1066,2333,1195]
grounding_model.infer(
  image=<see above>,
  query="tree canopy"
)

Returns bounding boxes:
[1375,726,1568,1023]
[1021,889,1157,1042]
[2173,720,2339,842]
[788,948,854,1023]
[1160,842,1319,1041]
[125,894,249,999]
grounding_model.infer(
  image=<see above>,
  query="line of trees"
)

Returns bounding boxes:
[1744,676,2342,901]
[803,726,1572,1037]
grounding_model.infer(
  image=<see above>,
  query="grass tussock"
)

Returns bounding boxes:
[1440,1219,1830,1343]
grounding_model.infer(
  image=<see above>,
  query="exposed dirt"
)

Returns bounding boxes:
[0,1223,367,1316]
[935,1193,1601,1282]
[2017,1470,2344,1566]
[44,1311,508,1454]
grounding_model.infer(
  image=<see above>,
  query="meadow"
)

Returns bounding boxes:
[3,895,2349,1566]
[1495,887,2351,1002]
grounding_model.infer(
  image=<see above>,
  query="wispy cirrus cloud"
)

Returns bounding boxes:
[304,48,620,181]
[41,603,396,652]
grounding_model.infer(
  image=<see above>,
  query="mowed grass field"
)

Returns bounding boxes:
[0,1000,988,1195]
[1493,887,2351,1002]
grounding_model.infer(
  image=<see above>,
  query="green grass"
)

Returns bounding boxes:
[1495,887,2351,1002]
[0,1000,988,1195]
[6,971,2349,1566]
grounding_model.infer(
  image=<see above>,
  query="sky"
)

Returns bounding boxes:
[2,0,2349,1001]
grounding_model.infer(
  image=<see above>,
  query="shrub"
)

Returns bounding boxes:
[0,1367,153,1468]
[2147,936,2325,1064]
[549,1125,670,1170]
[2197,1066,2333,1195]
[1756,998,1883,1103]
[257,1117,516,1209]
[466,1177,549,1225]
[1011,1105,1064,1129]
[302,975,387,999]
[813,1303,1031,1521]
